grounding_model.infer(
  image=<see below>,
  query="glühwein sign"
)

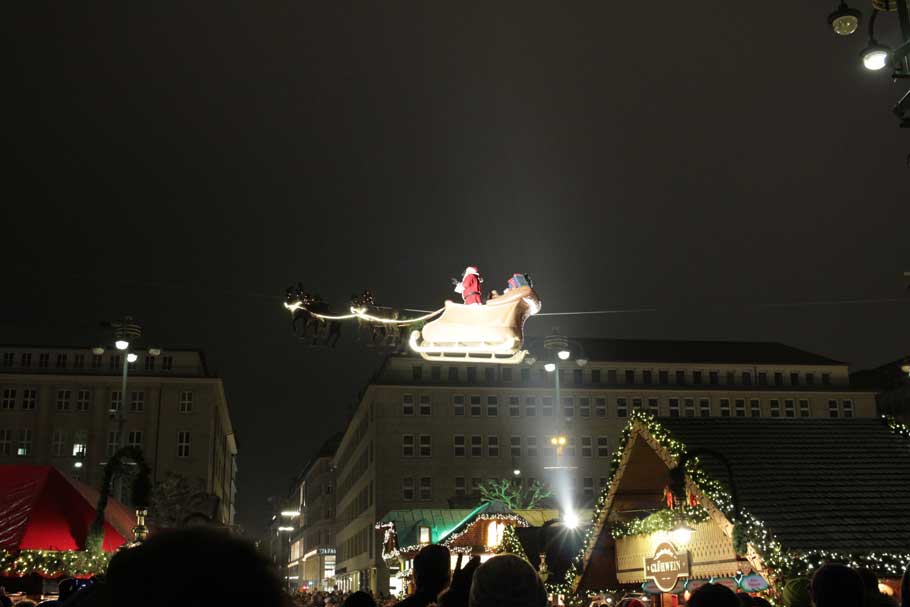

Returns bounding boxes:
[643,542,690,593]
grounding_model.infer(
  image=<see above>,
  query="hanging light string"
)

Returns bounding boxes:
[284,302,444,325]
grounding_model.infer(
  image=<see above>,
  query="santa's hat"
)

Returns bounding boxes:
[463,266,479,276]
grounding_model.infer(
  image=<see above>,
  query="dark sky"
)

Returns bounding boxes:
[5,2,909,535]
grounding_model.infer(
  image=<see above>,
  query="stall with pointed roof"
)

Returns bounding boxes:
[0,465,136,578]
[566,414,910,602]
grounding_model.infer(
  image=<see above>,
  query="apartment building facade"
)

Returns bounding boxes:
[330,338,877,593]
[288,434,341,591]
[0,345,238,526]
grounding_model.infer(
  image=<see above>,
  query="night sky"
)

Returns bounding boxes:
[5,3,909,535]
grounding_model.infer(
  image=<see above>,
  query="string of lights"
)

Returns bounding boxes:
[0,549,110,578]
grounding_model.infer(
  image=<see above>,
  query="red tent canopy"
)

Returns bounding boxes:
[0,465,136,553]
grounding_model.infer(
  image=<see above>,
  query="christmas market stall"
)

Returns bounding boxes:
[377,501,585,596]
[569,414,910,605]
[0,465,136,588]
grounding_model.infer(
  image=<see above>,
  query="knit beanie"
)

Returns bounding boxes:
[468,554,547,607]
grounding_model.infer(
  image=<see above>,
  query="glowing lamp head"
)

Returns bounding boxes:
[525,356,537,365]
[544,362,556,372]
[901,363,910,376]
[126,353,138,363]
[576,358,588,367]
[550,437,559,446]
[115,340,129,351]
[277,526,294,532]
[148,348,162,357]
[557,350,571,360]
[91,347,105,356]
[861,42,890,70]
[281,510,301,517]
[828,3,862,36]
[513,468,521,476]
[564,511,580,529]
[73,461,83,469]
[670,522,696,545]
[557,435,567,446]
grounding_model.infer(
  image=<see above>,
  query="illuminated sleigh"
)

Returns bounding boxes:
[409,286,541,364]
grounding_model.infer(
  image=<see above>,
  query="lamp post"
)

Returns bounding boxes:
[826,0,910,126]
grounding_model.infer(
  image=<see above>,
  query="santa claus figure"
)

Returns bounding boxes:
[454,266,483,306]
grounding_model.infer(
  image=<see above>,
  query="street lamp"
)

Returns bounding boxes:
[829,2,863,35]
[281,510,301,518]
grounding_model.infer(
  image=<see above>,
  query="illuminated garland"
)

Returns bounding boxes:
[610,504,710,539]
[0,549,110,578]
[495,524,528,559]
[565,411,910,599]
[440,513,530,549]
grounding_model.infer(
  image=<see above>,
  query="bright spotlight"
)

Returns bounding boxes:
[544,362,556,372]
[861,42,890,70]
[557,350,570,360]
[126,353,138,363]
[281,510,301,517]
[564,511,579,529]
[557,436,567,446]
[115,340,129,351]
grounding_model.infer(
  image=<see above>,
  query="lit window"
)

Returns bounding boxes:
[486,521,505,547]
[72,431,87,457]
[419,526,431,544]
[17,429,32,456]
[110,391,122,412]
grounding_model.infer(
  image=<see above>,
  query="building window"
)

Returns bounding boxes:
[161,356,173,371]
[129,391,145,412]
[484,367,494,383]
[448,367,459,382]
[21,353,32,368]
[401,434,415,457]
[76,390,91,412]
[784,400,795,418]
[750,399,761,417]
[526,436,537,457]
[684,399,695,417]
[450,395,466,416]
[676,370,686,385]
[719,399,730,417]
[144,356,155,371]
[563,397,574,417]
[72,431,87,457]
[508,396,520,417]
[1,389,15,410]
[597,437,610,457]
[22,388,38,411]
[56,390,71,411]
[470,435,482,457]
[467,367,477,383]
[17,429,32,456]
[487,435,499,457]
[110,355,121,370]
[578,398,591,417]
[647,398,659,415]
[525,397,537,417]
[758,372,768,385]
[565,436,576,457]
[616,398,628,418]
[631,398,642,413]
[510,435,522,457]
[735,399,746,417]
[822,373,831,385]
[595,398,606,417]
[709,371,719,385]
[699,399,711,417]
[454,435,465,457]
[692,371,702,385]
[107,431,121,457]
[742,372,752,385]
[573,369,583,385]
[642,370,653,385]
[39,353,49,368]
[402,394,414,416]
[668,398,680,417]
[419,395,431,416]
[127,430,143,448]
[842,400,854,418]
[179,391,194,413]
[469,396,482,416]
[52,430,65,456]
[55,353,67,368]
[418,434,432,457]
[418,526,431,544]
[455,477,466,497]
[110,391,122,412]
[486,396,498,417]
[539,397,552,417]
[402,477,414,500]
[607,370,618,385]
[1,353,13,368]
[805,372,815,385]
[773,372,783,386]
[581,436,592,457]
[799,399,810,417]
[419,477,432,501]
[499,367,512,382]
[828,400,839,418]
[0,429,11,456]
[790,372,800,386]
[625,370,635,385]
[91,354,102,369]
[412,365,422,380]
[73,354,85,369]
[426,366,439,381]
[591,369,601,384]
[659,370,669,385]
[520,367,530,383]
[177,431,191,457]
[770,400,781,417]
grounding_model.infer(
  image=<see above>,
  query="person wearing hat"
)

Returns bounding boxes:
[453,266,483,306]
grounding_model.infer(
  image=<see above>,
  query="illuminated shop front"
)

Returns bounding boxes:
[572,414,910,605]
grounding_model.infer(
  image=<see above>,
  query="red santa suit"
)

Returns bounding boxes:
[455,266,483,305]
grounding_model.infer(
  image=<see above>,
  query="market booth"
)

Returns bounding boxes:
[572,414,910,605]
[0,465,136,595]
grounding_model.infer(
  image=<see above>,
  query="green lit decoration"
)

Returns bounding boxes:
[562,411,910,600]
[611,504,710,540]
[495,524,528,559]
[0,549,111,578]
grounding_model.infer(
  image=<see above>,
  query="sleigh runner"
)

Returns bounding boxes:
[409,285,541,364]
